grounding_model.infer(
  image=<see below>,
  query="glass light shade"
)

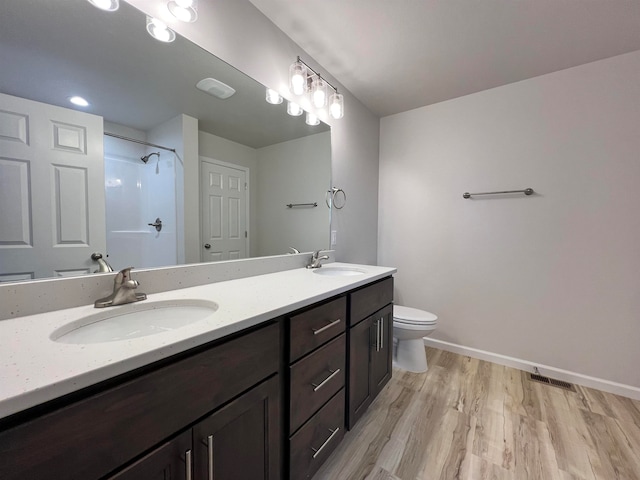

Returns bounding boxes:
[265,88,283,105]
[287,101,303,116]
[167,0,198,22]
[305,111,320,126]
[289,61,307,96]
[312,76,328,108]
[87,0,119,11]
[146,16,176,43]
[329,92,344,119]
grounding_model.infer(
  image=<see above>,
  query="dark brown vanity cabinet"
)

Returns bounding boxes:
[287,296,347,479]
[347,277,394,429]
[110,376,280,480]
[0,322,281,480]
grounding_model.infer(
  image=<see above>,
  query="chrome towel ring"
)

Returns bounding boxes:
[325,187,346,209]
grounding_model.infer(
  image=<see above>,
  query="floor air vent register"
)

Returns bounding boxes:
[529,373,576,392]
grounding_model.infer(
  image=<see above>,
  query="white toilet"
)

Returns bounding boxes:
[392,305,438,373]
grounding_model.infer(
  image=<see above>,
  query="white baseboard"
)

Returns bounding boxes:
[423,338,640,401]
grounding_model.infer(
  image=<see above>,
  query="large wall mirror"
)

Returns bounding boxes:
[0,0,331,283]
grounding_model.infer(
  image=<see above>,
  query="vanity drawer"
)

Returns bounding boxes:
[290,389,346,480]
[0,322,280,480]
[290,333,345,434]
[289,296,346,362]
[349,276,394,325]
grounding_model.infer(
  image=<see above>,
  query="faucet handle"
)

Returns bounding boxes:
[114,266,134,286]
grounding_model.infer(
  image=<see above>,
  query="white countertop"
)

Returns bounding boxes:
[0,263,395,419]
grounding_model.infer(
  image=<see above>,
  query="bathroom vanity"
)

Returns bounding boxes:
[0,263,395,479]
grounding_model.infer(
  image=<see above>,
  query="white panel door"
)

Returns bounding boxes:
[0,93,106,280]
[201,160,247,262]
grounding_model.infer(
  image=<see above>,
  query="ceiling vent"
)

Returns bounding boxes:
[196,78,236,99]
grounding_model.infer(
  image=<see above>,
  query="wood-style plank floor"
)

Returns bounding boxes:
[314,347,640,480]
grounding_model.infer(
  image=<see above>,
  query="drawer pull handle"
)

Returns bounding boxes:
[311,427,340,459]
[311,368,341,391]
[185,449,193,480]
[312,318,341,335]
[208,434,214,480]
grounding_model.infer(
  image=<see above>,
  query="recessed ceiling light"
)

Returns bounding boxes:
[87,0,119,12]
[69,96,90,107]
[146,16,176,43]
[196,78,236,99]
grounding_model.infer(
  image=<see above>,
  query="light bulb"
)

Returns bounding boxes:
[167,0,198,22]
[329,92,344,119]
[289,61,307,96]
[146,17,176,42]
[306,111,320,126]
[265,88,283,105]
[287,101,303,116]
[312,76,328,108]
[87,0,119,11]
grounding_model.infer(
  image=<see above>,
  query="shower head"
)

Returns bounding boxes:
[141,152,160,164]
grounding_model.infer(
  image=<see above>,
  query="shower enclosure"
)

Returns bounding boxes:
[103,134,178,271]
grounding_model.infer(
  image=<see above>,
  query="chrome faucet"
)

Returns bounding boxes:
[306,250,330,269]
[91,252,113,273]
[94,267,147,308]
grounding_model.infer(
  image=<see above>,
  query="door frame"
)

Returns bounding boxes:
[199,156,250,261]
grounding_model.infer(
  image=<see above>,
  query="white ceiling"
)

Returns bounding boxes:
[248,0,640,117]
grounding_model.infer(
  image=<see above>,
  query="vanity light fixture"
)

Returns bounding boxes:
[305,111,320,126]
[167,0,198,23]
[69,96,90,107]
[146,16,176,43]
[289,56,344,119]
[87,0,119,11]
[265,88,283,105]
[287,101,303,116]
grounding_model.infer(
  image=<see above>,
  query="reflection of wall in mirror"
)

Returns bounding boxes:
[256,131,331,256]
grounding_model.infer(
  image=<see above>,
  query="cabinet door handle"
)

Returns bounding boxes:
[311,368,341,391]
[376,319,381,352]
[207,434,214,480]
[185,449,193,480]
[312,318,341,335]
[380,316,384,350]
[311,427,340,459]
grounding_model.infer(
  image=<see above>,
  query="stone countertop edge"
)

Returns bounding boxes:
[0,262,396,419]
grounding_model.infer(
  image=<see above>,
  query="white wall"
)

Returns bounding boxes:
[256,132,331,256]
[379,51,640,388]
[126,0,380,264]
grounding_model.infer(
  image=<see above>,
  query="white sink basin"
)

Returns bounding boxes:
[51,299,218,344]
[312,266,366,277]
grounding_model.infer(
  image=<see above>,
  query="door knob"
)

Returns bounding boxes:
[204,243,211,249]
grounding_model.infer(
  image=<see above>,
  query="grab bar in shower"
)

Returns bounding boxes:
[463,188,534,199]
[286,202,318,208]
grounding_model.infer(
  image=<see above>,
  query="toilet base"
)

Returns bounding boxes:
[393,337,428,373]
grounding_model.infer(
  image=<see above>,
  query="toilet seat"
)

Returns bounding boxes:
[393,306,437,325]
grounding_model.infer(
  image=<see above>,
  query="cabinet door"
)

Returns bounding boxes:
[371,304,393,395]
[108,430,192,480]
[193,376,280,480]
[347,315,374,429]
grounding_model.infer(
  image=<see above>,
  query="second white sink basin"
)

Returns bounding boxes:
[312,266,366,277]
[51,299,218,344]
